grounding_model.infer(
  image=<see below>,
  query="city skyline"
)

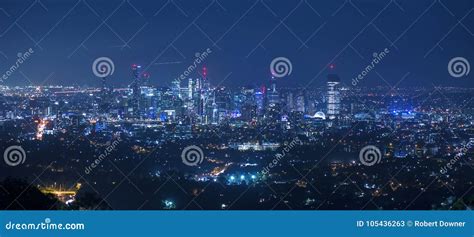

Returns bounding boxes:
[0,0,473,212]
[1,71,472,210]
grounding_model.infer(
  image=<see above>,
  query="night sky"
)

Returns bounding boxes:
[0,0,473,88]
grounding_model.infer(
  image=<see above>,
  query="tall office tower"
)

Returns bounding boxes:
[202,91,215,124]
[193,77,203,121]
[131,64,142,119]
[286,92,294,112]
[187,78,193,100]
[270,75,277,91]
[194,78,201,92]
[101,76,107,91]
[215,87,231,124]
[200,67,212,124]
[179,84,189,101]
[327,74,341,120]
[296,94,305,113]
[172,80,181,99]
[99,76,111,114]
[255,88,264,116]
[141,87,157,119]
[239,87,256,120]
[267,76,280,106]
[212,99,218,124]
[232,93,245,112]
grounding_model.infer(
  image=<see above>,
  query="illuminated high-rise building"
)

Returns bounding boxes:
[199,67,213,124]
[187,78,193,100]
[255,88,264,116]
[130,64,142,118]
[296,94,305,113]
[98,75,112,114]
[327,74,340,120]
[172,80,181,98]
[267,76,279,106]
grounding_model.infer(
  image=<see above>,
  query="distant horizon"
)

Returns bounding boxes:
[2,83,474,90]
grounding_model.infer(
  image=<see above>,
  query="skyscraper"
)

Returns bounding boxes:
[172,80,181,98]
[296,93,305,113]
[267,76,279,106]
[255,88,264,117]
[200,67,214,124]
[131,64,142,118]
[327,74,341,121]
[99,76,112,114]
[187,78,193,100]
